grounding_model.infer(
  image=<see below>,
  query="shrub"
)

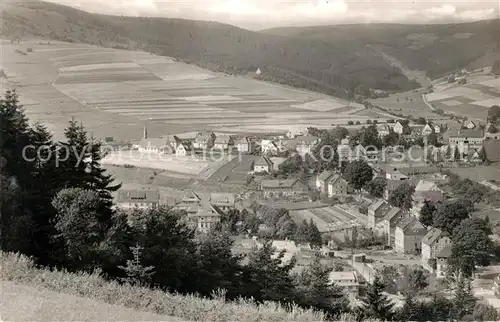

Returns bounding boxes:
[355,121,361,125]
[387,119,395,124]
[347,121,354,125]
[366,120,372,124]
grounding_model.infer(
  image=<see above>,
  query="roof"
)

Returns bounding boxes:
[214,135,232,143]
[138,137,173,149]
[117,188,160,203]
[272,240,299,252]
[188,207,221,218]
[328,271,358,283]
[483,140,500,162]
[237,137,250,145]
[209,193,235,206]
[383,207,402,221]
[261,179,304,189]
[296,135,319,145]
[449,129,484,139]
[195,132,214,142]
[318,170,336,182]
[415,180,440,192]
[327,174,345,186]
[369,199,387,212]
[386,178,418,191]
[396,216,425,234]
[436,245,452,258]
[422,227,448,246]
[255,155,274,167]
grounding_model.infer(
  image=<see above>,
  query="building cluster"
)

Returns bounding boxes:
[116,188,236,233]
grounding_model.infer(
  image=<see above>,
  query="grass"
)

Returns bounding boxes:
[1,252,331,321]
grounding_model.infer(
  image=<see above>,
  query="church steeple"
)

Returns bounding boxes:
[143,124,148,140]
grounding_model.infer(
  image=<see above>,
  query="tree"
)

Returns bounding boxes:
[426,132,438,146]
[382,130,399,147]
[51,188,115,271]
[244,241,296,303]
[453,145,461,161]
[360,124,382,149]
[360,275,394,320]
[59,119,89,189]
[433,200,470,234]
[388,183,415,211]
[278,154,304,175]
[452,276,477,319]
[478,147,488,163]
[449,218,494,277]
[308,219,322,249]
[130,206,198,293]
[118,243,155,286]
[487,123,498,133]
[416,117,427,125]
[408,268,429,292]
[419,200,437,228]
[295,255,349,318]
[365,177,387,198]
[487,105,500,124]
[343,160,373,192]
[243,212,261,235]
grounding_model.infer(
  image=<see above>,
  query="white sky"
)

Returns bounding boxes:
[48,0,500,30]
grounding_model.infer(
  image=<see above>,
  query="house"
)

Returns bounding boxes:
[393,121,411,135]
[422,123,440,136]
[378,124,391,137]
[186,207,221,233]
[394,216,427,254]
[368,200,390,230]
[209,193,235,212]
[448,129,485,149]
[296,135,320,156]
[271,240,300,254]
[483,140,500,162]
[316,170,336,192]
[175,138,191,156]
[261,139,279,155]
[116,188,160,211]
[327,175,353,198]
[178,191,222,233]
[256,68,262,75]
[253,155,274,173]
[466,148,482,163]
[236,137,252,153]
[328,271,361,296]
[377,207,404,244]
[421,228,452,272]
[213,135,233,150]
[138,136,175,154]
[465,120,476,129]
[414,180,444,205]
[193,132,215,149]
[385,168,408,181]
[261,179,309,197]
[436,245,451,279]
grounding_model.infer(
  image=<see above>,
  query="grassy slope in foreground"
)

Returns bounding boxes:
[2,251,358,322]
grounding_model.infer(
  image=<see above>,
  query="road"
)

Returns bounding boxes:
[422,93,436,112]
[0,281,178,321]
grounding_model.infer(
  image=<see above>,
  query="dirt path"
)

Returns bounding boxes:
[0,281,179,321]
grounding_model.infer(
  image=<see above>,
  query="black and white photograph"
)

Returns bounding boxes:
[1,0,500,320]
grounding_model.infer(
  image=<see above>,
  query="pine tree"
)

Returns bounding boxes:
[361,275,395,320]
[118,243,155,286]
[419,200,437,228]
[295,255,349,318]
[308,219,323,249]
[59,118,88,189]
[85,135,121,202]
[452,276,477,319]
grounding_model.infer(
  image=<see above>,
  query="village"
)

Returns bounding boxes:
[114,105,500,307]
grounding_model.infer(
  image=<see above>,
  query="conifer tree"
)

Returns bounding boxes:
[308,219,323,249]
[452,276,477,319]
[59,118,88,189]
[361,275,394,320]
[295,255,349,318]
[118,243,155,286]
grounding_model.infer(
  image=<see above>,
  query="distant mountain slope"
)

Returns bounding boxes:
[2,1,419,99]
[263,20,500,79]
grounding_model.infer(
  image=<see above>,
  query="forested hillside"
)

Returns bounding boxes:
[264,20,500,78]
[2,1,418,99]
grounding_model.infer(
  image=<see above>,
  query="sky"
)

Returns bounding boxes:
[48,0,500,30]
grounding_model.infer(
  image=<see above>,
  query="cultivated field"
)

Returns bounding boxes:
[425,70,500,121]
[0,40,390,141]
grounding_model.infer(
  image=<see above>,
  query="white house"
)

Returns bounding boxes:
[316,170,336,192]
[116,188,160,211]
[256,68,262,75]
[296,135,320,156]
[394,216,427,254]
[385,168,408,181]
[393,122,404,134]
[421,228,452,272]
[236,137,252,153]
[465,120,476,129]
[175,142,189,156]
[261,140,279,155]
[213,135,233,150]
[422,123,441,136]
[378,124,391,137]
